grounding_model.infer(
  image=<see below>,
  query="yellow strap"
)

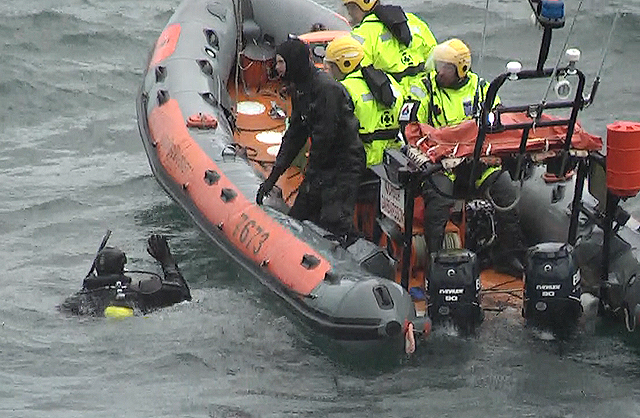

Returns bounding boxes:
[475,166,501,188]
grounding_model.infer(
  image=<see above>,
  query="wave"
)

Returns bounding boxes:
[22,9,85,26]
[59,29,143,49]
[10,196,89,215]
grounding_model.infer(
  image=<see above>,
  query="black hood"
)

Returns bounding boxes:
[96,246,127,275]
[276,38,314,84]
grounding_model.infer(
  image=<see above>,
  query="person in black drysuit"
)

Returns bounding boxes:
[256,38,366,245]
[59,234,191,316]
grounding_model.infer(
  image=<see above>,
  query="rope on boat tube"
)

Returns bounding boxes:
[233,0,242,113]
[624,306,636,332]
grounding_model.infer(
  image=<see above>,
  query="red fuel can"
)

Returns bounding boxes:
[606,121,640,197]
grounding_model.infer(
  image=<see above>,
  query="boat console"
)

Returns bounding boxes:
[369,0,616,336]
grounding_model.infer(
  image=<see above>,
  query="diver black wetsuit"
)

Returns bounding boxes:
[256,38,366,243]
[60,234,191,316]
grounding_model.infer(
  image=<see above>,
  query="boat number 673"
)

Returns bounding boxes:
[233,212,270,254]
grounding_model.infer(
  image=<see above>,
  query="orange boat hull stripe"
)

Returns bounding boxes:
[148,99,331,295]
[149,24,181,68]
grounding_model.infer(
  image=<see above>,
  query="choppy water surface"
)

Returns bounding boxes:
[1,0,640,416]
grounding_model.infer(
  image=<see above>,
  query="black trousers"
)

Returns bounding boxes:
[289,169,361,238]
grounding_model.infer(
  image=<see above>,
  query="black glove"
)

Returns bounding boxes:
[256,172,279,205]
[147,234,174,266]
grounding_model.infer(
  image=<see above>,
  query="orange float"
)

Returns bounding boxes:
[606,121,640,197]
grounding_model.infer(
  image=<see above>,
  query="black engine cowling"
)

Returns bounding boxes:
[523,242,582,334]
[427,249,483,333]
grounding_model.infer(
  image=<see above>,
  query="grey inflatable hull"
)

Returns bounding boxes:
[136,0,425,346]
[519,166,640,332]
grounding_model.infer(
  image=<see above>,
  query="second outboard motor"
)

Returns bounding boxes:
[427,249,483,333]
[523,242,582,335]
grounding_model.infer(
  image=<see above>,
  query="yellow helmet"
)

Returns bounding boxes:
[342,0,378,12]
[324,36,364,74]
[431,38,471,78]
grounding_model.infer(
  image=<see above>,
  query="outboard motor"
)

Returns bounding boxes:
[427,249,483,333]
[523,242,582,334]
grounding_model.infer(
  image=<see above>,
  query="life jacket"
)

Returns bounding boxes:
[415,71,497,128]
[402,72,502,187]
[351,8,436,79]
[341,66,404,166]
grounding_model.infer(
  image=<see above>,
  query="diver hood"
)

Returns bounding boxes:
[276,38,314,84]
[96,246,127,275]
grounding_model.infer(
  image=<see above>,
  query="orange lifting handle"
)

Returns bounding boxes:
[186,113,218,129]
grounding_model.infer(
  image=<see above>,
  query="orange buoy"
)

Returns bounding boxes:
[606,121,640,197]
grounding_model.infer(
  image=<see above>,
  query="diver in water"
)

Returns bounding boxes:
[59,234,191,317]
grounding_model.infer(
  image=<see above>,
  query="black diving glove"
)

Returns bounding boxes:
[256,172,279,205]
[146,234,175,266]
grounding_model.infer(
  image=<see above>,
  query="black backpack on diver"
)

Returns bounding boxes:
[523,242,582,333]
[427,249,483,333]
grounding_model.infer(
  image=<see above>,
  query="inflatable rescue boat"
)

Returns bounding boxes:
[137,0,640,352]
[136,0,429,352]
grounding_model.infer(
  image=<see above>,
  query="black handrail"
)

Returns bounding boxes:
[469,66,586,190]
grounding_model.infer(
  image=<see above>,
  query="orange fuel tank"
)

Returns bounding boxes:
[606,121,640,197]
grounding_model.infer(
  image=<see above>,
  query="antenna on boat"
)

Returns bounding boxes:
[478,0,491,77]
[233,0,243,113]
[539,0,583,107]
[584,10,619,108]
